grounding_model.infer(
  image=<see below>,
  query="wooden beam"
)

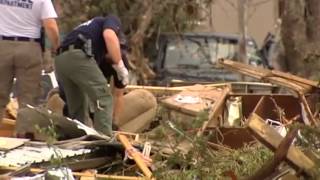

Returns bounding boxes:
[246,128,299,180]
[5,98,18,119]
[126,85,183,96]
[126,84,228,96]
[298,92,319,126]
[117,134,153,179]
[247,113,316,176]
[219,59,320,126]
[197,85,231,136]
[218,59,316,92]
[1,118,16,126]
[127,82,276,96]
[271,70,319,88]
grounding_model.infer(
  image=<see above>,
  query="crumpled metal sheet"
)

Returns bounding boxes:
[0,146,91,167]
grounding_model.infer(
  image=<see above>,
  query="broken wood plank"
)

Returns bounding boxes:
[80,169,97,180]
[161,85,229,117]
[117,133,153,179]
[218,59,316,93]
[247,113,317,176]
[219,59,320,126]
[126,85,185,96]
[246,127,299,180]
[126,83,229,96]
[128,82,276,97]
[197,85,231,136]
[298,92,319,126]
[5,98,18,119]
[0,137,29,150]
[270,69,319,88]
[1,118,15,126]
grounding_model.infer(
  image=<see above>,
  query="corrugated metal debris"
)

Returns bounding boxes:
[0,146,91,167]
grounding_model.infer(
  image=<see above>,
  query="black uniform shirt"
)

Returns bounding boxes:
[61,15,122,65]
[60,15,129,88]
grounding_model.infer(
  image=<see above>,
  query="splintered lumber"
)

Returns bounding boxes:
[80,170,96,180]
[247,128,298,180]
[162,85,230,116]
[207,85,231,126]
[219,59,320,126]
[218,59,317,93]
[5,98,18,119]
[161,85,231,136]
[127,82,276,97]
[0,166,145,180]
[197,85,231,136]
[247,113,316,177]
[126,84,228,96]
[298,91,317,126]
[117,133,153,179]
[1,118,15,126]
[126,85,186,96]
[270,69,319,88]
[0,137,29,151]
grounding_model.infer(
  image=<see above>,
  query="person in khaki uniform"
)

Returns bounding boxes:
[0,0,60,122]
[54,15,129,136]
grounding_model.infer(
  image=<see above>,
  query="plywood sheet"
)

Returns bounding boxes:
[161,86,227,116]
[0,137,29,151]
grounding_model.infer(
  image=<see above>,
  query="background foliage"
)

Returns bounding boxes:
[57,0,214,83]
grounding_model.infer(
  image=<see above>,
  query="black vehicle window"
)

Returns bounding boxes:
[164,38,210,68]
[164,37,240,68]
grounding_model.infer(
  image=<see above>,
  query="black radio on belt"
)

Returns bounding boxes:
[77,34,93,57]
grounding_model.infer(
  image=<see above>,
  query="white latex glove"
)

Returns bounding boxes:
[112,60,129,86]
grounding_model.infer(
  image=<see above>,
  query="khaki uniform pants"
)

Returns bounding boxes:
[54,49,113,136]
[0,40,42,119]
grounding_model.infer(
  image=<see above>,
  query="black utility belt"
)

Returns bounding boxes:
[0,35,40,43]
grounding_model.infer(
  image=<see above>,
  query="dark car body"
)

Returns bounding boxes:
[151,32,262,86]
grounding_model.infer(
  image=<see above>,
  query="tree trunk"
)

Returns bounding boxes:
[238,0,248,81]
[281,0,320,80]
[238,0,248,65]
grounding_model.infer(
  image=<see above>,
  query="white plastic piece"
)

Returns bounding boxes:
[174,95,201,104]
[142,142,152,158]
[265,118,287,137]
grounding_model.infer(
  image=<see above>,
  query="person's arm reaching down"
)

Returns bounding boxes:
[112,86,124,126]
[42,18,60,54]
[103,29,122,64]
[103,29,129,86]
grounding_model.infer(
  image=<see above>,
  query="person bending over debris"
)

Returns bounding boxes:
[54,15,129,136]
[0,0,60,122]
[59,48,130,130]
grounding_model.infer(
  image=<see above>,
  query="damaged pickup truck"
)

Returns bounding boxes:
[150,32,265,86]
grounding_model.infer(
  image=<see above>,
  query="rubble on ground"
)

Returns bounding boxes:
[0,59,320,179]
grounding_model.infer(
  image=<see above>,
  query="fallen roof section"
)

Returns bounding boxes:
[218,58,320,126]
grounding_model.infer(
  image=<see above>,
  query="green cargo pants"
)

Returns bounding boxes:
[54,49,113,136]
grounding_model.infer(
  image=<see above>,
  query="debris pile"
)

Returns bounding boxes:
[0,59,320,179]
